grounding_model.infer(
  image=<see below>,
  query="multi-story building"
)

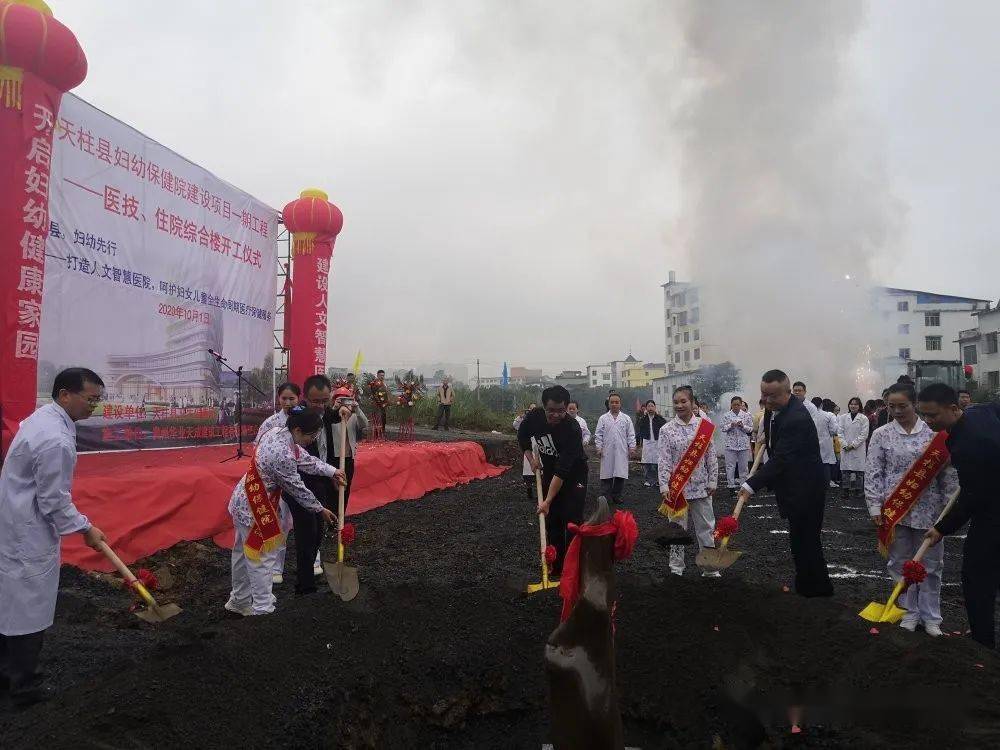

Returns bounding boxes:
[587,364,613,388]
[872,288,991,383]
[959,307,1000,395]
[622,362,666,388]
[662,271,990,385]
[508,366,546,386]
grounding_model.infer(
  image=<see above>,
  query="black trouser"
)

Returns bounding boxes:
[961,524,1000,649]
[523,475,535,500]
[544,476,586,576]
[786,498,833,598]
[434,404,451,429]
[600,477,625,504]
[0,631,45,693]
[284,492,325,594]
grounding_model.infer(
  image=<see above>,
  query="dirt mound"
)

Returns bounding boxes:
[1,460,998,749]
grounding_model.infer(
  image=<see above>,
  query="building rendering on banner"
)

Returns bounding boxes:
[654,271,992,402]
[104,316,223,405]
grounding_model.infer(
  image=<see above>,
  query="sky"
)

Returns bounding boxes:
[55,1,1000,379]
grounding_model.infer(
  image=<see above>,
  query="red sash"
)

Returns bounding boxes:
[658,418,715,521]
[243,458,285,561]
[877,430,949,557]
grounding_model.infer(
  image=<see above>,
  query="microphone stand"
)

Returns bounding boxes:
[209,350,267,464]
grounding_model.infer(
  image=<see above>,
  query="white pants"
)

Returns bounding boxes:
[724,448,751,488]
[887,525,944,626]
[272,500,293,576]
[228,516,278,615]
[670,496,716,574]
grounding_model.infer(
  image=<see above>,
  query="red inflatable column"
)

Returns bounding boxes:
[0,0,87,449]
[281,189,344,387]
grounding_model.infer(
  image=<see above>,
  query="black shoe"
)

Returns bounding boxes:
[0,674,9,695]
[295,586,318,597]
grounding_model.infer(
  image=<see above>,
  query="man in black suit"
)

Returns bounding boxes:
[737,369,833,597]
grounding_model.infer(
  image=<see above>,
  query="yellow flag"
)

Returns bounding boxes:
[352,350,363,376]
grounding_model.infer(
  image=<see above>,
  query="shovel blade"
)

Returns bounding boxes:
[858,601,906,624]
[134,602,182,624]
[525,579,559,594]
[696,547,742,572]
[323,561,359,601]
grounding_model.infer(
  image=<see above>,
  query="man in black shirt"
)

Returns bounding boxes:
[517,385,588,576]
[919,384,1000,648]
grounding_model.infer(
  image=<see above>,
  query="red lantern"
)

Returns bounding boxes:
[280,189,344,387]
[964,364,974,378]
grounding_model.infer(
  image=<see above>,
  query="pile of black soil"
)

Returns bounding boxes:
[1,455,997,749]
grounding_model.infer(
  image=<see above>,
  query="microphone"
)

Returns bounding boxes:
[208,348,227,362]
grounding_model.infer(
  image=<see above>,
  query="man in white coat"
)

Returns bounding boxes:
[811,397,842,487]
[595,393,636,504]
[0,368,107,707]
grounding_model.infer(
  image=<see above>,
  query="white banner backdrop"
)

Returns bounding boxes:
[40,94,278,450]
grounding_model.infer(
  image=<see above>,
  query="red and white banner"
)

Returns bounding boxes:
[17,93,278,451]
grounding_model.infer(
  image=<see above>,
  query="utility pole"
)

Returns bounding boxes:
[476,358,480,401]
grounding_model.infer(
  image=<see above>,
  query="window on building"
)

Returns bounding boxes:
[668,364,675,374]
[964,345,979,365]
[690,307,700,324]
[925,312,941,327]
[591,369,597,376]
[987,332,999,354]
[926,336,942,351]
[677,293,686,307]
[674,353,681,363]
[674,335,680,344]
[694,348,701,360]
[678,311,688,326]
[898,324,910,335]
[683,332,690,343]
[684,350,690,362]
[603,373,611,381]
[897,300,909,312]
[694,329,700,341]
[898,348,911,360]
[989,371,1000,392]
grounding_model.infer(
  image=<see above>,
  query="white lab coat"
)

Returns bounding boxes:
[0,403,90,636]
[576,415,592,446]
[813,408,841,465]
[595,412,636,480]
[838,412,869,472]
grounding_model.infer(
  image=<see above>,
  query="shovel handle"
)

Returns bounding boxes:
[533,441,550,584]
[910,489,961,564]
[337,407,349,562]
[96,541,157,607]
[731,444,767,523]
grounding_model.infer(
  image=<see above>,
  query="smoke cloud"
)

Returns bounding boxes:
[674,0,902,400]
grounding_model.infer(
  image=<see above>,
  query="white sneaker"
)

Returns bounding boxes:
[900,615,919,632]
[643,481,652,487]
[669,567,684,576]
[224,598,252,616]
[272,573,283,585]
[313,552,323,576]
[925,623,943,638]
[702,570,722,578]
[829,481,840,488]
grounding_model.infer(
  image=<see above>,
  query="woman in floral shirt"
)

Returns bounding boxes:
[866,383,959,636]
[225,407,343,617]
[658,386,719,577]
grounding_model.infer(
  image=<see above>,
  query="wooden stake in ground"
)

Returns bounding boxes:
[96,541,182,623]
[696,442,766,572]
[323,406,359,601]
[859,489,960,624]
[526,441,558,594]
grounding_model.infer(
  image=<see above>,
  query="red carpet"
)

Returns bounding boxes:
[61,441,506,571]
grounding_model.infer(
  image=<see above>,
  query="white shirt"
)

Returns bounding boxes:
[721,409,753,452]
[575,415,592,446]
[595,411,636,480]
[0,403,90,635]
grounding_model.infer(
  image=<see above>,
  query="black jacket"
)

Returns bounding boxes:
[747,395,825,518]
[297,406,346,511]
[517,408,588,486]
[936,403,1000,535]
[636,413,667,442]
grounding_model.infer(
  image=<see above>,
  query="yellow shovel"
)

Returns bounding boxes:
[323,408,359,602]
[526,442,558,594]
[696,442,766,572]
[859,489,960,624]
[97,541,182,624]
